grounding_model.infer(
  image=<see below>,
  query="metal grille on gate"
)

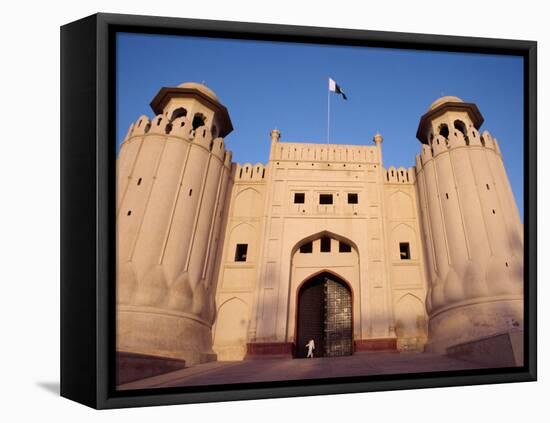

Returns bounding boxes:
[324,277,353,357]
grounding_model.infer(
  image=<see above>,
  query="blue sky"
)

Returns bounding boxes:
[117,33,524,219]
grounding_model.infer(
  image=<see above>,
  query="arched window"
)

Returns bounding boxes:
[438,123,449,139]
[170,107,187,122]
[167,108,187,133]
[211,124,218,139]
[192,113,206,130]
[454,120,469,145]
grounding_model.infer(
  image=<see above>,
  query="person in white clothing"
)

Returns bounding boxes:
[306,339,315,358]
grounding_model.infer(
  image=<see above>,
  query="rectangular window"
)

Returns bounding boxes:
[299,242,313,253]
[320,237,331,252]
[339,241,352,253]
[319,194,333,205]
[234,244,248,262]
[399,242,411,260]
[294,192,305,204]
[347,193,358,204]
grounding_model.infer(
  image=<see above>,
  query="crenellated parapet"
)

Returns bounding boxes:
[480,129,500,153]
[120,113,233,168]
[416,128,501,168]
[127,115,152,137]
[385,166,416,184]
[271,140,379,164]
[234,162,267,182]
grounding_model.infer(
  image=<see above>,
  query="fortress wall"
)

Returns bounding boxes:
[245,133,398,351]
[212,162,267,360]
[384,167,428,351]
[271,141,379,164]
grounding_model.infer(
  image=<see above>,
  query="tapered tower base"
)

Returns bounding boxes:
[117,307,217,367]
[425,296,523,354]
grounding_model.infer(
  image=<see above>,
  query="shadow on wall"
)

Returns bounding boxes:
[213,297,249,360]
[509,227,524,281]
[394,293,428,352]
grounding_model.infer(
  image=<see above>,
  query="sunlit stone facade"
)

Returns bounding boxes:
[116,84,523,369]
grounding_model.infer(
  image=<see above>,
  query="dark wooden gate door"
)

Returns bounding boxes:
[296,273,352,358]
[296,277,324,358]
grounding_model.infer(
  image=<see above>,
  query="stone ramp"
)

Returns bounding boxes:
[118,352,499,390]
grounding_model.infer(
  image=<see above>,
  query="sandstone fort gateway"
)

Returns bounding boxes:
[116,82,523,383]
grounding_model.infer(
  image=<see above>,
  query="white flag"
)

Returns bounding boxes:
[329,78,347,100]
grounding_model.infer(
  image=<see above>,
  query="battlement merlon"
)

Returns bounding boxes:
[120,114,234,169]
[384,166,416,184]
[268,130,382,164]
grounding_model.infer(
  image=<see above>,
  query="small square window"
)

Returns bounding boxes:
[299,242,312,253]
[347,193,358,204]
[294,193,305,204]
[399,242,411,260]
[339,242,352,253]
[320,237,331,252]
[319,194,333,205]
[235,244,248,262]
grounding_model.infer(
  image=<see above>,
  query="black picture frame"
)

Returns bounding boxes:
[60,12,537,409]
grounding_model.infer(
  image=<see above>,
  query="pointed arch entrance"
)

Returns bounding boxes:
[296,271,353,358]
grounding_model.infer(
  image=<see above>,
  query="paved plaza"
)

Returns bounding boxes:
[118,352,491,391]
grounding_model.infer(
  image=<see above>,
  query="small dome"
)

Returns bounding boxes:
[428,96,464,111]
[177,82,219,102]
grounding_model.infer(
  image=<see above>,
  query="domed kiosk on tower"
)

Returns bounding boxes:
[416,95,484,144]
[149,81,233,139]
[428,95,464,110]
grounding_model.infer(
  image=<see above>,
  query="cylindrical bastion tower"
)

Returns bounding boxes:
[415,96,523,354]
[116,83,233,375]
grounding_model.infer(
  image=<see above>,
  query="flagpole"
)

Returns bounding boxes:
[327,81,331,145]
